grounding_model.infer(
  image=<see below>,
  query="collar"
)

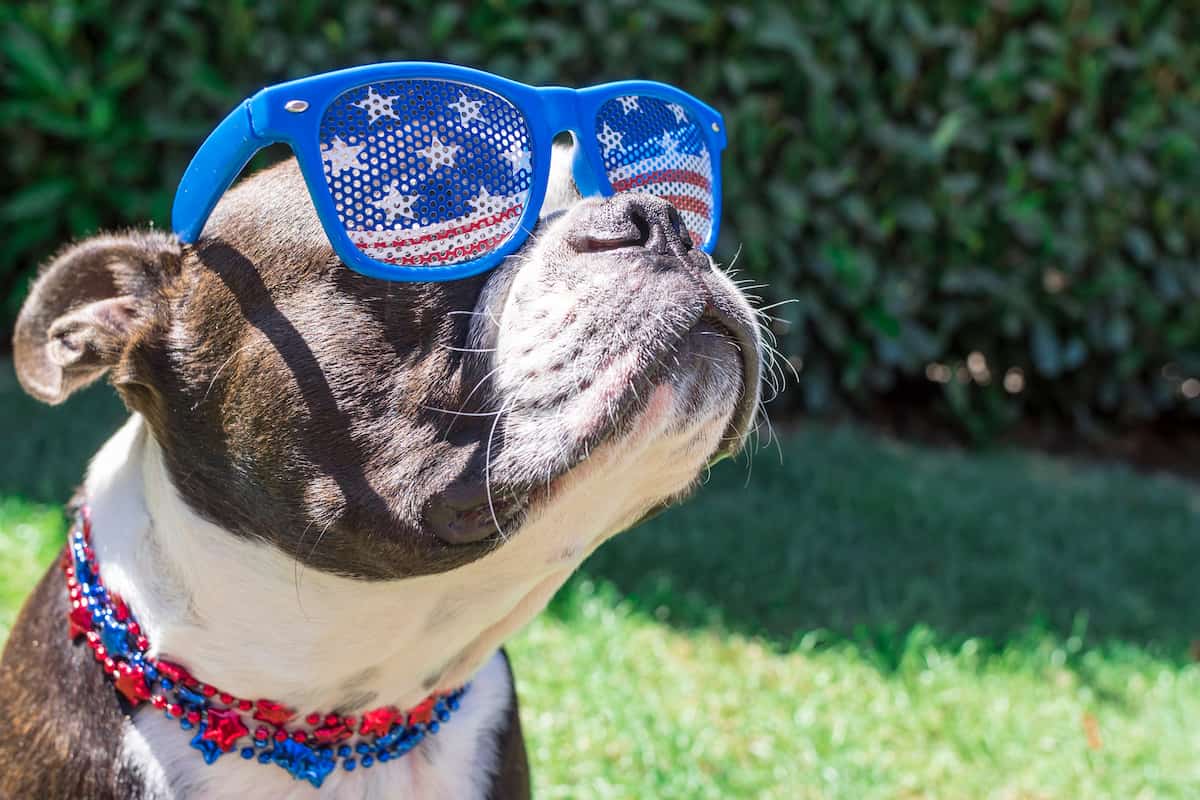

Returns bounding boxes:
[62,504,468,788]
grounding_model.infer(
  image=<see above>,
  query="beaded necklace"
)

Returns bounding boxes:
[62,504,468,789]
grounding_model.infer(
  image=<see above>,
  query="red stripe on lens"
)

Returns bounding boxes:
[656,194,710,219]
[611,169,711,193]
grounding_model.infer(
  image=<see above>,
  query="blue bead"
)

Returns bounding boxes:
[448,699,460,710]
[258,752,272,764]
[378,751,390,762]
[337,745,351,758]
[343,758,356,771]
[428,721,439,734]
[241,748,254,759]
[318,747,332,759]
[356,742,371,754]
[361,755,374,768]
[161,679,174,691]
[180,719,193,730]
[438,710,450,722]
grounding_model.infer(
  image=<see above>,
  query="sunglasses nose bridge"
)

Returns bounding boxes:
[537,86,605,198]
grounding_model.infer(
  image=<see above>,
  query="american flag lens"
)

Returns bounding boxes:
[594,95,715,247]
[319,79,534,268]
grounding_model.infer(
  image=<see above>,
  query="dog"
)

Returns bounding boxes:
[0,139,762,798]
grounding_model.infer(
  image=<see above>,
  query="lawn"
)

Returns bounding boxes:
[1,363,1198,798]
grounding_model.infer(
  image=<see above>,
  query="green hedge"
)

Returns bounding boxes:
[2,1,1198,435]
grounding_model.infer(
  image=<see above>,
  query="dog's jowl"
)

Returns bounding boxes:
[1,142,761,798]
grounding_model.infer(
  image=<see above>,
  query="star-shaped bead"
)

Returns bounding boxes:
[659,131,679,155]
[447,91,485,125]
[253,699,295,727]
[190,725,225,764]
[313,720,354,745]
[113,662,150,706]
[617,95,640,114]
[359,706,397,737]
[67,603,93,639]
[202,707,249,752]
[372,184,421,222]
[407,696,437,726]
[598,122,625,156]
[501,140,532,175]
[667,102,688,124]
[353,87,399,125]
[322,137,367,176]
[417,134,460,171]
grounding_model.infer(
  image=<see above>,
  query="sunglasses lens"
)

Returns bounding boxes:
[594,95,714,248]
[319,79,534,269]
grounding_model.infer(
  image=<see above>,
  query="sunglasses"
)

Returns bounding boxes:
[172,62,726,282]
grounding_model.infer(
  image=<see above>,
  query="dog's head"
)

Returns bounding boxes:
[14,142,761,582]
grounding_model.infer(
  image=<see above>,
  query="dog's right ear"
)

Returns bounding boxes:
[13,231,180,405]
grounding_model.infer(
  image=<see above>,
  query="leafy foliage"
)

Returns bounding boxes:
[1,1,1198,432]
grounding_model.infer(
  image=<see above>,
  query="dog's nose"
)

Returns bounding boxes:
[566,194,694,258]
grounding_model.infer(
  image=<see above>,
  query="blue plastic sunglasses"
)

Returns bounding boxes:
[172,62,726,282]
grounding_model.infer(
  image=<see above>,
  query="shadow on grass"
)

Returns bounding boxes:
[4,363,1198,661]
[560,424,1200,662]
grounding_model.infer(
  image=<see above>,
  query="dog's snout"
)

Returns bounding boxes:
[566,194,695,258]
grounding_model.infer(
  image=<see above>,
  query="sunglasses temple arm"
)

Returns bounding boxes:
[171,100,268,243]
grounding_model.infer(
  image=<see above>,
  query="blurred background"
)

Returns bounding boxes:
[1,2,1198,797]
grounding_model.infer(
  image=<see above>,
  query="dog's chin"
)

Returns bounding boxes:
[425,242,760,548]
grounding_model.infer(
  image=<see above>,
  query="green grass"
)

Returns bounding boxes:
[2,363,1198,798]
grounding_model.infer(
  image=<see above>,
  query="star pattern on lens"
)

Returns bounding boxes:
[417,134,461,171]
[659,130,678,155]
[667,102,688,124]
[447,91,486,125]
[371,184,421,222]
[598,122,625,156]
[617,95,641,114]
[321,137,367,175]
[501,140,532,175]
[353,87,400,125]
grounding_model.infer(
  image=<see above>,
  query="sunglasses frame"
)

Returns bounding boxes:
[172,61,727,282]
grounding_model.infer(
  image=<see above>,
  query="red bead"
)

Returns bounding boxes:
[202,685,217,698]
[201,708,249,752]
[152,695,167,709]
[127,622,141,636]
[135,636,149,650]
[359,707,397,737]
[306,713,321,726]
[68,605,94,639]
[186,710,201,724]
[253,700,295,727]
[93,646,107,661]
[219,693,234,704]
[103,658,115,670]
[273,730,287,742]
[156,660,192,685]
[324,714,339,726]
[254,727,269,740]
[238,700,253,712]
[111,593,130,622]
[114,663,151,706]
[408,697,436,725]
[313,722,353,745]
[167,703,183,718]
[293,731,308,743]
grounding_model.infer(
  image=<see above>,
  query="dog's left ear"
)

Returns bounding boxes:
[13,231,180,405]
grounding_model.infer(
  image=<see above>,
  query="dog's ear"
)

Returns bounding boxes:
[13,231,180,405]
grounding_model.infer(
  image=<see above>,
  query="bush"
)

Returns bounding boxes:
[2,1,1197,434]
